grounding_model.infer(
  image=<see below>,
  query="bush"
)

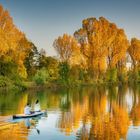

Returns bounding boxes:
[68,66,83,85]
[0,59,18,77]
[58,62,70,83]
[118,68,128,83]
[106,68,117,83]
[13,77,27,90]
[83,69,98,84]
[128,69,140,83]
[34,69,47,85]
[0,76,12,87]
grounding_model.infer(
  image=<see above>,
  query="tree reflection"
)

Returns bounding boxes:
[0,121,29,140]
[0,116,41,140]
[1,85,140,139]
[57,86,130,140]
[130,85,140,126]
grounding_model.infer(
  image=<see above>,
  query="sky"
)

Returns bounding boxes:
[0,0,140,56]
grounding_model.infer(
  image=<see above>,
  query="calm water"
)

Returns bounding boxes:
[0,85,140,140]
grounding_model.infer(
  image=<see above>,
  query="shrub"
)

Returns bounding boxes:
[0,76,12,87]
[106,68,117,83]
[118,68,128,83]
[128,69,140,83]
[58,62,70,83]
[34,69,47,85]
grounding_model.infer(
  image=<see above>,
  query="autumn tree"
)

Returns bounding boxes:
[15,36,32,78]
[53,34,80,63]
[128,38,140,69]
[0,5,32,78]
[74,17,129,76]
[53,34,83,83]
[109,29,128,69]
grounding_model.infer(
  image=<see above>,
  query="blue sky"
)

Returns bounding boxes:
[0,0,140,56]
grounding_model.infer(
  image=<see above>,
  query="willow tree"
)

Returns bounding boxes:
[0,5,32,78]
[74,17,129,76]
[128,38,140,69]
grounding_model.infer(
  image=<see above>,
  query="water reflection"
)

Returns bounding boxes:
[24,118,40,134]
[0,85,140,140]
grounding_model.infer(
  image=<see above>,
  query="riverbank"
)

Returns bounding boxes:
[0,75,138,93]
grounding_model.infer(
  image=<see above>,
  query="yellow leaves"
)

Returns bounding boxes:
[90,102,129,140]
[18,64,27,79]
[53,34,80,63]
[74,17,129,72]
[108,29,129,68]
[99,57,107,72]
[112,103,129,137]
[0,5,32,78]
[128,38,140,68]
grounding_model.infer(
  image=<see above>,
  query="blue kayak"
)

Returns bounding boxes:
[13,111,46,119]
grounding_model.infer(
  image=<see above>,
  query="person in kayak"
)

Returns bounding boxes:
[34,99,41,112]
[24,103,32,115]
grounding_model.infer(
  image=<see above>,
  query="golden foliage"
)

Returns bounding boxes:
[0,5,32,78]
[53,34,79,62]
[128,38,140,68]
[57,88,130,140]
[74,17,129,72]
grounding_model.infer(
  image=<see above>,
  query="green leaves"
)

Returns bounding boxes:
[58,62,70,83]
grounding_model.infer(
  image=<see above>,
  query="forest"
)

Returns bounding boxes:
[0,4,140,90]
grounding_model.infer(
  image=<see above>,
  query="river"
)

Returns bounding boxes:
[0,85,140,140]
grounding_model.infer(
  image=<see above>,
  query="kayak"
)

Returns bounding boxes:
[13,111,46,119]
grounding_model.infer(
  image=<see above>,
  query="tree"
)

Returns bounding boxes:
[34,68,47,85]
[74,17,129,76]
[128,38,140,69]
[53,34,80,63]
[0,5,32,78]
[0,56,17,77]
[109,29,128,69]
[58,62,70,83]
[24,42,39,77]
[44,56,59,81]
[38,48,47,69]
